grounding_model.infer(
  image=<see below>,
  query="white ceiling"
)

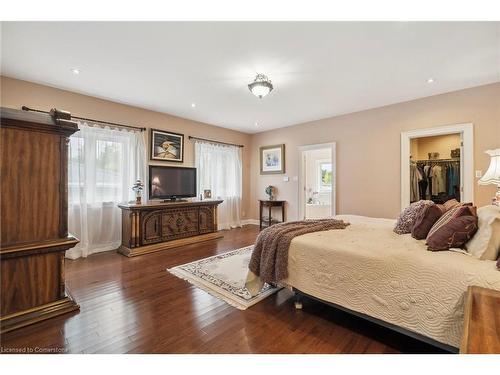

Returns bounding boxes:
[1,22,499,133]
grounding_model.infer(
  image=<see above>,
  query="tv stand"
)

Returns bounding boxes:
[162,198,188,203]
[118,200,223,257]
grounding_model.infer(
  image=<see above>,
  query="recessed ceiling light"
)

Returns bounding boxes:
[191,103,196,108]
[427,78,435,83]
[71,68,80,75]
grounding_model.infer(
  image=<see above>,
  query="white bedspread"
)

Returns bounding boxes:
[282,215,500,348]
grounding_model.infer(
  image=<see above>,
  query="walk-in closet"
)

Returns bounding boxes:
[410,134,462,204]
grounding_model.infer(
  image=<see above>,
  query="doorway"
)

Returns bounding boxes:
[410,134,461,204]
[401,123,473,210]
[298,143,336,220]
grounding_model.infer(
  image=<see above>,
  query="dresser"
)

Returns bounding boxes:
[0,107,80,333]
[118,200,223,257]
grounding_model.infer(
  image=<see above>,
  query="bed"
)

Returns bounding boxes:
[276,215,500,351]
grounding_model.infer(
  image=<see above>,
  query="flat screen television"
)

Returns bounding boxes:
[149,165,197,200]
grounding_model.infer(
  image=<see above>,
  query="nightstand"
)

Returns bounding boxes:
[259,200,286,230]
[460,286,500,353]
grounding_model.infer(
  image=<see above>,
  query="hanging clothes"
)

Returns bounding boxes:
[451,164,460,199]
[423,165,432,199]
[410,163,420,203]
[446,165,455,196]
[431,164,446,195]
[417,164,428,200]
[413,159,460,203]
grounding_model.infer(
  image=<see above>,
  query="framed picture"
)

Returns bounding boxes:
[150,129,184,162]
[203,189,212,199]
[260,144,285,174]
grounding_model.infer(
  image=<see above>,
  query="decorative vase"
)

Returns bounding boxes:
[265,185,274,200]
[132,179,144,205]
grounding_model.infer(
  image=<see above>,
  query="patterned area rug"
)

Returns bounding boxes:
[167,246,281,310]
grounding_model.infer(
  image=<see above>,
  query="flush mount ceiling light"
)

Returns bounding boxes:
[427,78,435,83]
[248,74,273,99]
[70,68,80,75]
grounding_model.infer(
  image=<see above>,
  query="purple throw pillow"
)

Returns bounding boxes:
[426,215,478,251]
[442,199,461,212]
[426,205,476,239]
[394,200,434,235]
[411,204,443,240]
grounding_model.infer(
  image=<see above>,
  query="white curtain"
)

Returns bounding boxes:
[195,141,242,229]
[66,122,146,259]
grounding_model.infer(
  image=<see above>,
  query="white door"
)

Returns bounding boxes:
[298,143,336,220]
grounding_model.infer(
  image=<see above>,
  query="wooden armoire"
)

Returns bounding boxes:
[0,107,80,333]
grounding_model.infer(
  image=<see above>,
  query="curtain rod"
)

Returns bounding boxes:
[21,106,146,132]
[188,135,244,148]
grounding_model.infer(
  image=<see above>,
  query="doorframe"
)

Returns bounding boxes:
[400,123,473,210]
[298,142,336,220]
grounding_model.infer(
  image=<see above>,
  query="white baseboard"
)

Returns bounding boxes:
[241,219,259,226]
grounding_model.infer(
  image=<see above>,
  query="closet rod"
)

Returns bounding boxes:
[21,106,147,132]
[188,136,244,148]
[414,158,460,163]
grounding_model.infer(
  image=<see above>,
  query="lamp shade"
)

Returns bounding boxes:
[478,148,500,186]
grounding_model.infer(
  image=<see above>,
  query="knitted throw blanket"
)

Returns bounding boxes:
[248,219,350,284]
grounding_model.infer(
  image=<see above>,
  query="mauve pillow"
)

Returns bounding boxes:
[426,204,476,239]
[411,204,443,240]
[426,215,478,251]
[443,199,461,211]
[436,204,446,213]
[394,200,434,235]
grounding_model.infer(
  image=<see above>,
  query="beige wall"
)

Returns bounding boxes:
[2,76,498,222]
[410,134,461,160]
[0,76,253,219]
[251,83,500,220]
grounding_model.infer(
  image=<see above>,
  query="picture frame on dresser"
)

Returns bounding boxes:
[150,128,184,162]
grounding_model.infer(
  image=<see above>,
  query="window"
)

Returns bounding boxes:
[68,126,139,204]
[317,160,332,191]
[195,141,242,229]
[67,122,146,259]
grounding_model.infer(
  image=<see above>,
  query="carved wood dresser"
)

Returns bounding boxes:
[0,107,80,333]
[118,200,223,257]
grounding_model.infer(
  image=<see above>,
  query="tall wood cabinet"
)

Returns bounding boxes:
[0,107,80,333]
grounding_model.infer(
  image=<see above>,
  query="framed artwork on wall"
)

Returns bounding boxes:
[150,129,184,162]
[260,144,285,174]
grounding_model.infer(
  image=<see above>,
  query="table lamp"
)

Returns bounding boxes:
[478,148,500,206]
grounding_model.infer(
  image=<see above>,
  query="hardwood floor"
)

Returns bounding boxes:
[0,225,445,354]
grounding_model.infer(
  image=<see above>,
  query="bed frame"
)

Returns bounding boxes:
[293,288,459,353]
